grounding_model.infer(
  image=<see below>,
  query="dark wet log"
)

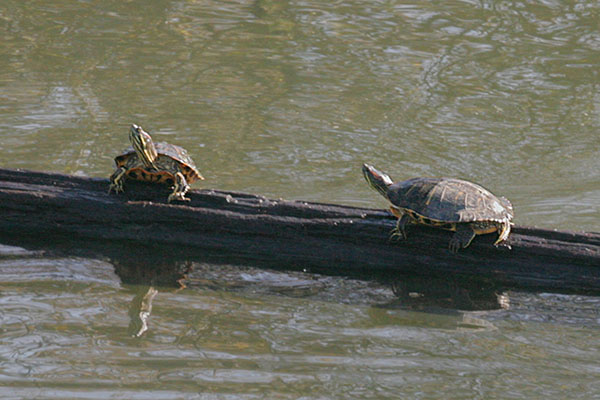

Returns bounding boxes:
[1,168,599,295]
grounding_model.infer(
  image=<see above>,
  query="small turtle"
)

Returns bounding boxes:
[109,124,204,202]
[362,164,513,252]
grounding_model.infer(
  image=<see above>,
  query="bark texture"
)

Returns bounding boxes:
[1,168,599,295]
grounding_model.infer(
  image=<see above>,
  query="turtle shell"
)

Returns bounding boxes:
[386,178,513,224]
[114,142,202,183]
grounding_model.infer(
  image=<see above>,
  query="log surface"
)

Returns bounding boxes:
[1,168,599,294]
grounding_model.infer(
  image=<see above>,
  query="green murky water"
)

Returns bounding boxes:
[1,0,599,398]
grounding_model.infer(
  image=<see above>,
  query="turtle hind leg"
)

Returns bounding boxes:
[108,166,127,194]
[449,225,477,253]
[390,213,411,241]
[167,172,191,202]
[494,220,512,249]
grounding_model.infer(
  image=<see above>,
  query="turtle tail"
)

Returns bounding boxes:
[362,164,394,199]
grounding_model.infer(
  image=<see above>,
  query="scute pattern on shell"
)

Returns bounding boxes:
[386,177,513,224]
[154,142,197,170]
[114,141,202,183]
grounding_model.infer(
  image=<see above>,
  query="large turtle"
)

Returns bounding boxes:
[362,164,513,252]
[109,124,203,202]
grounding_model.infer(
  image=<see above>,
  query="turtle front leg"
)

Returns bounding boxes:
[449,225,477,253]
[168,172,191,202]
[108,166,127,194]
[390,213,411,241]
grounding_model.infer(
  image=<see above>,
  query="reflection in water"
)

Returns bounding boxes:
[111,244,513,338]
[97,244,193,337]
[128,285,158,337]
[390,274,508,311]
[2,239,600,399]
[0,235,506,342]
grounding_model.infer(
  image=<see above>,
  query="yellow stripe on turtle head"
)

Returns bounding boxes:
[129,124,158,169]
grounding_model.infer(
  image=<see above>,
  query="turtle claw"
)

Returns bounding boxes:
[108,181,124,195]
[389,214,410,242]
[448,238,461,254]
[167,193,190,203]
[108,166,127,196]
[448,228,477,254]
[168,172,191,203]
[494,241,512,250]
[389,227,407,242]
[167,187,190,203]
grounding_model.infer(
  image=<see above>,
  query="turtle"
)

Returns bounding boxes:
[108,124,204,202]
[362,164,514,252]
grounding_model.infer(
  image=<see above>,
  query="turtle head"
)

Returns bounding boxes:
[129,124,158,169]
[362,164,394,198]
